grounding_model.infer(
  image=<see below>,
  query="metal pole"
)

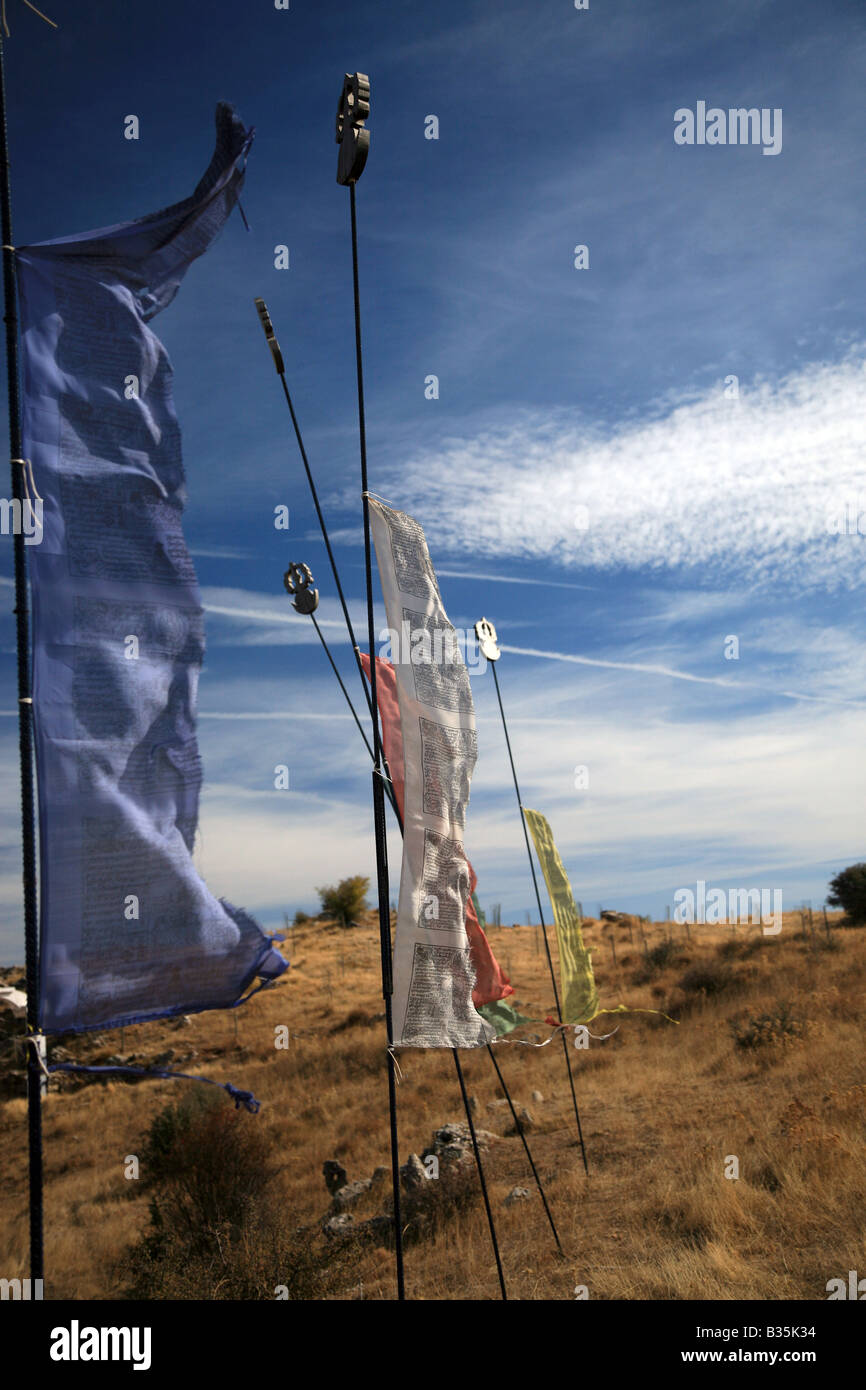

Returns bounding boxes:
[489,659,588,1173]
[335,74,513,1296]
[485,1042,562,1254]
[0,30,43,1285]
[310,611,375,765]
[343,150,405,1302]
[255,293,378,735]
[452,1049,507,1299]
[349,148,508,1298]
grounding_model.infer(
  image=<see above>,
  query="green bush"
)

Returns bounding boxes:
[316,875,369,928]
[827,864,866,925]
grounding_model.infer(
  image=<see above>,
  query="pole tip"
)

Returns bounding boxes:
[336,72,371,185]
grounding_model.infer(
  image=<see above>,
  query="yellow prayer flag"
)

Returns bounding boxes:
[522,807,600,1025]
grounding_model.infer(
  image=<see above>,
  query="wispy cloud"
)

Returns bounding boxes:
[500,643,865,708]
[189,546,250,560]
[200,711,356,721]
[390,356,866,591]
[437,568,594,591]
[200,587,369,646]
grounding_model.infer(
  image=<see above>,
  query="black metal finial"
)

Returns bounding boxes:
[336,72,370,185]
[283,561,319,615]
[254,297,285,375]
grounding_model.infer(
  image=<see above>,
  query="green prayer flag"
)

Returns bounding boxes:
[478,999,534,1037]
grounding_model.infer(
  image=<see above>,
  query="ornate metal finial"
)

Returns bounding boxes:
[254,297,285,375]
[475,617,501,662]
[283,561,319,615]
[336,72,370,185]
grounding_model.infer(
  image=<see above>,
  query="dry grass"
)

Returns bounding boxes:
[1,909,864,1300]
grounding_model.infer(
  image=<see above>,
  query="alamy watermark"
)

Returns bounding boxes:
[826,1269,866,1300]
[1,1276,43,1299]
[49,1321,151,1370]
[673,881,783,935]
[0,497,42,545]
[378,621,485,673]
[674,103,782,156]
[826,496,866,536]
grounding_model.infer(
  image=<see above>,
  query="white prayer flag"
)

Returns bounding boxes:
[368,498,495,1049]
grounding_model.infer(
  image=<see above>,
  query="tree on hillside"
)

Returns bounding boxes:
[827,863,866,925]
[316,875,369,928]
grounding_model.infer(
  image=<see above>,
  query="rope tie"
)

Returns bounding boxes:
[24,1034,49,1080]
[361,489,396,508]
[11,456,42,504]
[386,1046,403,1083]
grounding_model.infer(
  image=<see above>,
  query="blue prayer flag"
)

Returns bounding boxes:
[17,104,287,1032]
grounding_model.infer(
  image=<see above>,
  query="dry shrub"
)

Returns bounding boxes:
[678,961,735,998]
[646,940,682,971]
[136,1088,275,1238]
[823,1083,866,1120]
[122,1199,332,1301]
[716,936,765,961]
[399,1160,481,1245]
[119,1089,343,1299]
[631,938,684,984]
[729,1002,808,1052]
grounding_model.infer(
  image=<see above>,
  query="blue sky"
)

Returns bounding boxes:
[1,0,865,960]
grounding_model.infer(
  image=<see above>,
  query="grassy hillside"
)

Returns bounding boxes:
[1,909,864,1300]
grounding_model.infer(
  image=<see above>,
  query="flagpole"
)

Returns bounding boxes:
[452,1047,507,1299]
[286,563,562,1258]
[335,71,405,1302]
[477,620,589,1174]
[281,559,398,814]
[484,1042,562,1254]
[338,77,515,1297]
[254,297,378,734]
[256,308,410,825]
[0,29,44,1281]
[311,612,375,763]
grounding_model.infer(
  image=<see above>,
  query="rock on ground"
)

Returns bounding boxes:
[400,1153,428,1191]
[330,1177,372,1213]
[505,1106,534,1136]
